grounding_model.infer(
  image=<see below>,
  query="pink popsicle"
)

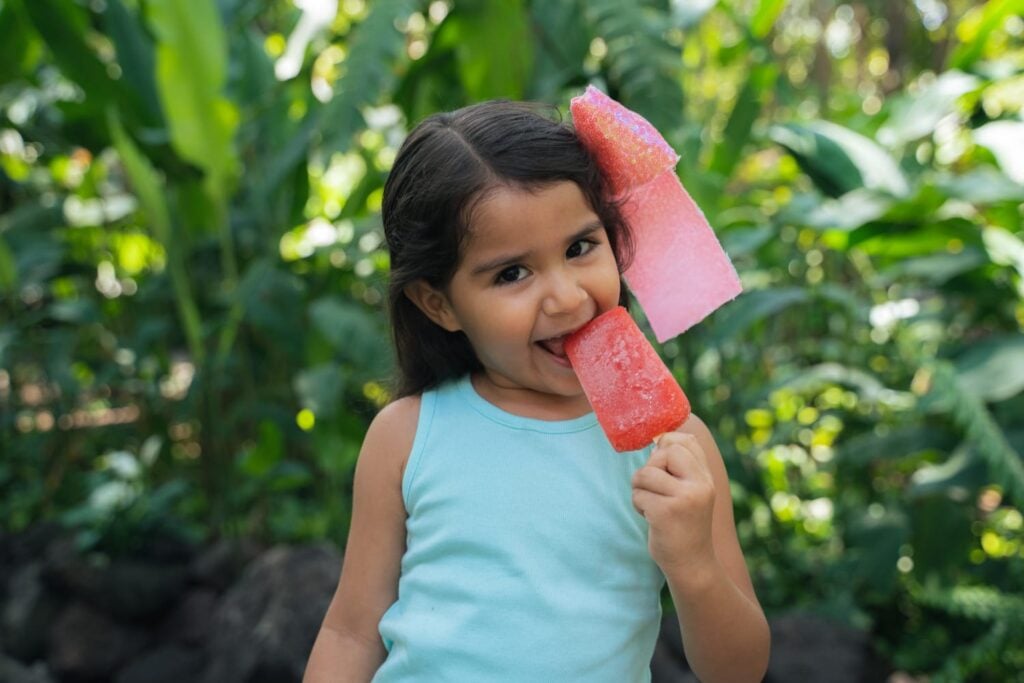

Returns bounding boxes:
[566,307,691,452]
[570,86,742,342]
[622,169,742,342]
[570,86,679,196]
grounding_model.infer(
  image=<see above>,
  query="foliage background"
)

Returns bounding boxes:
[1,0,1023,679]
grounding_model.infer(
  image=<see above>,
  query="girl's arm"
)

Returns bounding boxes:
[632,414,770,683]
[303,397,418,683]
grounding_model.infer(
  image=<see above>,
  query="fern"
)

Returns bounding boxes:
[320,0,420,153]
[913,582,1024,623]
[580,0,683,133]
[930,620,1024,683]
[923,360,1024,502]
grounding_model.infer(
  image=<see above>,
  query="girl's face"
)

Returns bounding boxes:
[428,181,622,418]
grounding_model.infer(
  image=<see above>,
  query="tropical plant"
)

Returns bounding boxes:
[1,0,1022,678]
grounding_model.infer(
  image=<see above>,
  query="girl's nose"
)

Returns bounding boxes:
[541,271,588,316]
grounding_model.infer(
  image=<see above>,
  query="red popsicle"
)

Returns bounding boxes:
[566,307,691,452]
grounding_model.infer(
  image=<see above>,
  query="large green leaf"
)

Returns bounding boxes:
[954,334,1024,403]
[527,0,591,100]
[949,0,1024,70]
[877,70,981,147]
[147,0,240,202]
[837,426,959,468]
[708,62,777,178]
[309,297,391,375]
[109,110,205,364]
[582,0,684,133]
[320,0,416,153]
[0,235,17,294]
[708,287,810,344]
[103,0,163,125]
[454,0,533,101]
[0,1,41,86]
[769,121,910,198]
[18,0,140,123]
[973,121,1024,185]
[749,0,786,39]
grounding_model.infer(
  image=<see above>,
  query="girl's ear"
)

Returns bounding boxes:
[404,280,462,332]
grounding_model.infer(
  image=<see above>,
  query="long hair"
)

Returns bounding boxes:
[382,100,634,398]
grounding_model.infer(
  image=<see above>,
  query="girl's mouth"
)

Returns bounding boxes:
[536,335,572,367]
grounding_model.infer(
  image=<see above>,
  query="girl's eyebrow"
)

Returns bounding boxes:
[469,221,604,276]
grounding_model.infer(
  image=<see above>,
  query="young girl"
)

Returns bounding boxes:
[304,100,770,682]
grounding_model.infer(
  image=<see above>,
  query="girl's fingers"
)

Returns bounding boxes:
[631,462,679,497]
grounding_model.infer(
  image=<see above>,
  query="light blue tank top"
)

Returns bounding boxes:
[374,375,665,682]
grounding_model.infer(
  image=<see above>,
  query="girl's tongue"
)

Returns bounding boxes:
[538,335,568,358]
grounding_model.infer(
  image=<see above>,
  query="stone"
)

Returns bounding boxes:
[2,561,62,662]
[159,588,218,647]
[765,613,891,683]
[0,652,55,683]
[115,645,205,683]
[189,537,264,592]
[47,602,148,681]
[201,543,341,683]
[43,537,188,621]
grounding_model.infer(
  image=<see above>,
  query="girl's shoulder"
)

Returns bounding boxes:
[360,394,422,484]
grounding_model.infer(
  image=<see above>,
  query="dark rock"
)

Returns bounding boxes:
[201,543,341,683]
[2,561,62,662]
[43,538,188,621]
[189,537,264,592]
[114,645,205,683]
[765,613,891,683]
[159,588,218,647]
[47,602,148,681]
[0,652,55,683]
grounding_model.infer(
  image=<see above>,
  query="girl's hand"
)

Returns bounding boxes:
[631,431,719,580]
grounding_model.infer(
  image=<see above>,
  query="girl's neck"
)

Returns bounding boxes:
[470,373,593,422]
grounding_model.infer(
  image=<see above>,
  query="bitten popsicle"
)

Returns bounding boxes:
[566,307,690,452]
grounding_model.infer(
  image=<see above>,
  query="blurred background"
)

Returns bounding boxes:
[1,0,1023,681]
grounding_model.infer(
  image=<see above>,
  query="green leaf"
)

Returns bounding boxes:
[18,0,137,120]
[925,361,1024,501]
[949,0,1024,70]
[583,0,684,133]
[908,447,988,500]
[769,121,910,198]
[793,189,894,231]
[294,363,347,418]
[709,62,777,178]
[320,0,417,153]
[954,334,1024,403]
[973,121,1024,185]
[873,249,988,287]
[936,167,1024,205]
[0,235,16,293]
[109,110,205,364]
[309,297,391,374]
[749,0,786,39]
[877,70,981,147]
[238,420,284,477]
[103,0,163,124]
[148,0,240,201]
[837,426,959,468]
[453,0,533,101]
[668,0,717,28]
[0,1,41,86]
[526,0,590,100]
[771,363,889,402]
[708,287,811,343]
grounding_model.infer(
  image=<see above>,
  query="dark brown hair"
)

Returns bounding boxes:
[382,100,634,398]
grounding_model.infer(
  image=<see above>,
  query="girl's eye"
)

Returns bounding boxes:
[567,239,597,259]
[495,265,528,285]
